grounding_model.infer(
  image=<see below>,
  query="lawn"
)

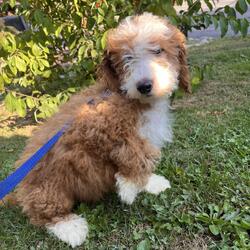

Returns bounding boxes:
[0,36,249,249]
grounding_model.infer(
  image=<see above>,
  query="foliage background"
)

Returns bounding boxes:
[0,0,249,120]
[0,36,249,249]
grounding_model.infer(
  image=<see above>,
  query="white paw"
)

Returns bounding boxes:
[144,174,171,195]
[115,174,141,205]
[46,214,88,248]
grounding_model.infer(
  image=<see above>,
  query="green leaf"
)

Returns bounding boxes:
[41,70,52,78]
[9,0,16,8]
[32,44,42,57]
[240,219,250,230]
[26,97,36,109]
[19,53,30,64]
[236,0,248,15]
[212,16,219,30]
[55,24,64,38]
[19,77,29,87]
[188,1,201,14]
[73,0,79,12]
[240,18,249,36]
[8,59,17,75]
[219,16,228,37]
[101,31,108,50]
[162,2,177,17]
[229,19,239,34]
[98,8,105,16]
[239,0,248,13]
[43,46,49,54]
[4,92,17,112]
[91,49,97,58]
[169,16,179,26]
[2,72,11,84]
[204,15,211,28]
[209,225,220,235]
[67,87,76,93]
[35,110,46,120]
[38,100,57,118]
[225,6,236,17]
[137,239,151,250]
[7,33,17,52]
[97,14,104,24]
[222,210,239,221]
[30,60,41,74]
[15,56,27,72]
[40,59,50,68]
[16,98,27,117]
[0,32,16,53]
[78,45,86,60]
[0,34,9,51]
[204,0,213,11]
[195,213,210,223]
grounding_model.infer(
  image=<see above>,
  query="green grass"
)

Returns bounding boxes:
[0,36,250,249]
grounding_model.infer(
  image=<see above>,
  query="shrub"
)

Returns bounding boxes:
[0,0,249,120]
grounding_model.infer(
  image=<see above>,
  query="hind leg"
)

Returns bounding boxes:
[46,214,88,248]
[17,184,88,247]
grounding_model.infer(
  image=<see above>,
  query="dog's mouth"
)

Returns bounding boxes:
[119,86,157,101]
[120,88,153,98]
[119,88,128,95]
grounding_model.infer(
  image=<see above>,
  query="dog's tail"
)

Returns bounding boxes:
[0,192,18,207]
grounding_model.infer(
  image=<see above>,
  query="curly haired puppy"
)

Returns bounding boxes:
[11,13,190,247]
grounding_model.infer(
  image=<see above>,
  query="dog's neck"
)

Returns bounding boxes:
[138,98,173,149]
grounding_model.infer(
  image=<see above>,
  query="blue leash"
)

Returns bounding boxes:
[0,122,70,200]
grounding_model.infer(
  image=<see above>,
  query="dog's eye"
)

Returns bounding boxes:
[123,55,134,62]
[152,48,164,55]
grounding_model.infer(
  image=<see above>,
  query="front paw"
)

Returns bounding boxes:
[115,174,141,205]
[144,174,171,195]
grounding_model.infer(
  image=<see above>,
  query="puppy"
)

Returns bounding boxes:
[12,13,190,247]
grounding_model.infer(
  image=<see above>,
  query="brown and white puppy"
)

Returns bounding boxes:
[12,13,190,247]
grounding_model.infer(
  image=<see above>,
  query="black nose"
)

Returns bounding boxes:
[136,79,152,94]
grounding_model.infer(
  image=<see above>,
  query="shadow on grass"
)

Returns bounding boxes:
[0,103,35,130]
[0,115,35,129]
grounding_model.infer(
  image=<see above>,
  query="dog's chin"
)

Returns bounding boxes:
[137,95,154,104]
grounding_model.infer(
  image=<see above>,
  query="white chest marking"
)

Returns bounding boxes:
[138,99,172,149]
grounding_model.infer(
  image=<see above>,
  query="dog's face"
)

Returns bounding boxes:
[101,13,190,101]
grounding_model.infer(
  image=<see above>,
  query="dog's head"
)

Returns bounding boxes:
[99,12,191,101]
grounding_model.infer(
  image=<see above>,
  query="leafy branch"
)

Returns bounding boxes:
[0,0,249,120]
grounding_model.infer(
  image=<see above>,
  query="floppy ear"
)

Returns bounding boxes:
[175,31,191,93]
[97,51,119,91]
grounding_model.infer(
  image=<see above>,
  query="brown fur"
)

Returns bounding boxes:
[4,13,190,229]
[172,30,191,93]
[14,90,159,226]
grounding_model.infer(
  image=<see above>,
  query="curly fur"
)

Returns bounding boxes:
[3,13,190,247]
